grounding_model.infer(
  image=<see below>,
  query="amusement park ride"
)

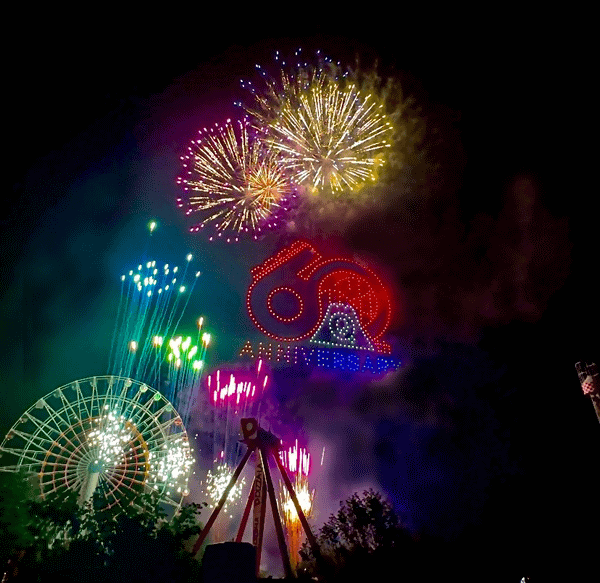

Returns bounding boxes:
[575,361,600,423]
[191,418,323,579]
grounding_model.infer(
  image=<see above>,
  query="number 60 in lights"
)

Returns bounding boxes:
[246,240,393,353]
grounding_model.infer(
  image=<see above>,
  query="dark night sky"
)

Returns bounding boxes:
[2,15,597,580]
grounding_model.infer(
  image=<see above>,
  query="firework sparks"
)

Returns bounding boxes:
[164,333,208,417]
[109,255,201,383]
[177,118,295,241]
[279,473,315,523]
[203,461,247,515]
[247,62,394,196]
[88,410,136,469]
[147,432,194,498]
[205,361,269,473]
[279,439,311,477]
[207,359,268,414]
[278,440,315,571]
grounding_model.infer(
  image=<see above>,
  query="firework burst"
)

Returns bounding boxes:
[205,462,246,506]
[177,118,296,241]
[246,60,394,196]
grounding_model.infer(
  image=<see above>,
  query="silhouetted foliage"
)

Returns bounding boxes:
[299,489,415,582]
[0,471,207,582]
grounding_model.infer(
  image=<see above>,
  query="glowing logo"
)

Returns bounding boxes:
[240,241,400,374]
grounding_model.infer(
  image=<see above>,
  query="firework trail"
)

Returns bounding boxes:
[177,118,296,242]
[243,51,395,197]
[162,321,211,422]
[206,360,270,467]
[108,253,199,379]
[108,252,209,423]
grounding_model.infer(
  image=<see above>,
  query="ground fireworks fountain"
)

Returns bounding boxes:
[278,440,315,571]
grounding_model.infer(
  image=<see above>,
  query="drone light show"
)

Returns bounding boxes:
[239,240,400,374]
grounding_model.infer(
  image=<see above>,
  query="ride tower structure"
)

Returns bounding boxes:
[191,418,324,579]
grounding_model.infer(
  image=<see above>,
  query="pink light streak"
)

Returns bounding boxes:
[279,439,310,477]
[206,360,268,411]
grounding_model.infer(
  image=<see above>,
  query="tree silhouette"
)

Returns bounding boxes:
[0,471,206,582]
[299,489,415,581]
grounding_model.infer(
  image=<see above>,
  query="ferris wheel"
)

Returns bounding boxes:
[0,375,194,512]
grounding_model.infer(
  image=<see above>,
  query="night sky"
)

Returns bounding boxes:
[2,17,597,580]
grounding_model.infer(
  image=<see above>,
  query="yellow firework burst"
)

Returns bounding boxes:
[177,118,294,242]
[249,66,394,196]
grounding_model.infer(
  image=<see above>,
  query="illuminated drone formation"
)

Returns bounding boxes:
[177,118,296,242]
[0,376,194,512]
[246,240,393,352]
[248,63,394,195]
[239,240,401,375]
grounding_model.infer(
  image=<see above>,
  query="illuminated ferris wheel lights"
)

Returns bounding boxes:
[0,376,194,512]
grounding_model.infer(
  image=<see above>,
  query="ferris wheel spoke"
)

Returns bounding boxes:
[55,388,86,428]
[54,388,80,420]
[99,475,128,505]
[48,439,89,462]
[133,416,164,439]
[60,466,84,485]
[126,402,161,433]
[5,428,53,451]
[22,412,59,444]
[0,463,37,473]
[139,413,179,442]
[40,398,75,435]
[129,441,149,458]
[70,424,93,452]
[114,385,129,413]
[70,380,89,422]
[1,446,47,465]
[48,429,89,460]
[88,377,103,421]
[96,377,120,419]
[125,387,151,423]
[99,379,117,416]
[106,471,138,494]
